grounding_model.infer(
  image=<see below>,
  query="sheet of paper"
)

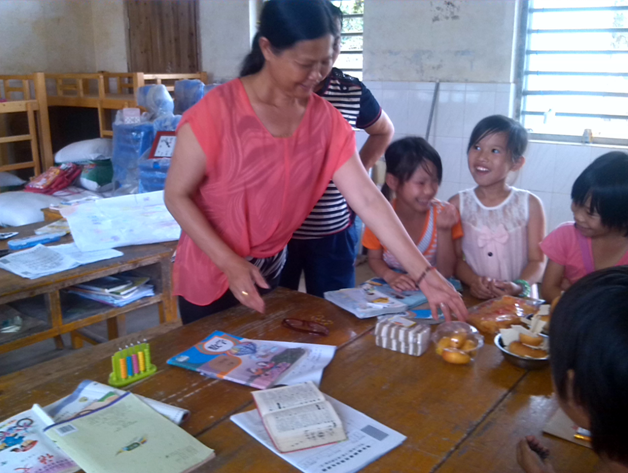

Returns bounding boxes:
[45,380,189,425]
[269,341,336,386]
[232,395,406,473]
[0,244,79,279]
[50,243,123,265]
[60,191,181,251]
[543,406,591,449]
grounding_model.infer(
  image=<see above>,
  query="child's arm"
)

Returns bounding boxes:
[435,203,458,278]
[540,259,566,302]
[367,248,416,292]
[449,195,494,299]
[492,194,547,296]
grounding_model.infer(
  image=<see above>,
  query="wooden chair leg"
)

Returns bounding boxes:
[107,315,127,340]
[54,335,65,350]
[70,331,83,349]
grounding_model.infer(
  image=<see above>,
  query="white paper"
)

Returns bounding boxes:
[0,244,123,279]
[45,380,189,425]
[232,395,406,473]
[268,341,336,386]
[60,191,181,251]
[0,245,79,279]
[50,243,123,265]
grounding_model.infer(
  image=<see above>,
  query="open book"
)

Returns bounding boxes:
[0,381,192,473]
[167,331,308,390]
[251,381,347,453]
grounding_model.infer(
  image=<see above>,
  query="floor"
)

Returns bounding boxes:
[0,262,376,377]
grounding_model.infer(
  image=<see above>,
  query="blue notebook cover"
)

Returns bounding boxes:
[167,331,307,390]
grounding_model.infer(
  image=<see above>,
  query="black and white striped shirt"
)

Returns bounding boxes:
[292,68,382,239]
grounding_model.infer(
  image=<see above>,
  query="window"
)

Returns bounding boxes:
[332,0,364,80]
[521,0,628,145]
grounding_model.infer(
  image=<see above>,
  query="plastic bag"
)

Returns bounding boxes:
[136,84,174,120]
[111,122,155,195]
[24,163,81,195]
[174,80,217,114]
[466,296,544,335]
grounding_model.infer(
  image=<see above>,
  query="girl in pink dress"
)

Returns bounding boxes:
[450,115,546,300]
[540,152,628,303]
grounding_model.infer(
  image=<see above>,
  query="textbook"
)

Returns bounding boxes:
[43,392,214,473]
[167,331,308,390]
[0,381,191,473]
[324,286,408,318]
[362,277,463,309]
[232,387,406,473]
[251,381,347,453]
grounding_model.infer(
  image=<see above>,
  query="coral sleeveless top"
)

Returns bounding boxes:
[173,79,356,305]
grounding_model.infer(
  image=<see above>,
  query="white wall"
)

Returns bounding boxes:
[363,0,519,83]
[91,0,128,72]
[199,0,254,81]
[0,0,96,74]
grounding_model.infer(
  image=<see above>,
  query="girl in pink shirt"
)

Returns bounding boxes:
[540,152,628,303]
[164,0,467,324]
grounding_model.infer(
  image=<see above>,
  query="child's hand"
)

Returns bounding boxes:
[436,202,459,231]
[384,271,417,293]
[490,280,523,297]
[470,276,494,299]
[516,436,555,473]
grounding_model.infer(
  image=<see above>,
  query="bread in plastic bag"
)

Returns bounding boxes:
[467,296,544,335]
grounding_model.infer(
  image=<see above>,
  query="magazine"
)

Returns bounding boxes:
[324,286,407,319]
[167,331,308,390]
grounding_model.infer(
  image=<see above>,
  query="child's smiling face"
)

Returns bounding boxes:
[571,199,607,238]
[468,132,523,187]
[394,161,439,213]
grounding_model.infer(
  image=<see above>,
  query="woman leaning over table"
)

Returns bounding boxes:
[164,0,467,325]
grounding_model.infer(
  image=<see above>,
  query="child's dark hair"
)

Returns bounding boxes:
[550,267,628,464]
[571,151,628,235]
[467,115,528,162]
[240,0,338,77]
[381,137,443,200]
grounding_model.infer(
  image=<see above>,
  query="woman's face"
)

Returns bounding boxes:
[262,35,335,99]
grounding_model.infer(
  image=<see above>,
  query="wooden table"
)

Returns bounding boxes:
[0,288,598,472]
[0,222,177,354]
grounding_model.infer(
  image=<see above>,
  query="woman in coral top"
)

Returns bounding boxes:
[165,0,466,324]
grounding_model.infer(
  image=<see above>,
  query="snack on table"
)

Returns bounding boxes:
[431,321,484,365]
[508,341,548,359]
[467,296,544,335]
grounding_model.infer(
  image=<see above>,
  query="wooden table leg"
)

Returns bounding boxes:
[70,331,83,349]
[160,256,177,323]
[107,315,127,340]
[46,291,64,351]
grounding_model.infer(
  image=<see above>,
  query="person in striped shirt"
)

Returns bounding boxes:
[280,3,395,297]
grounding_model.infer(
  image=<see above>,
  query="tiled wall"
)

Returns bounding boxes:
[357,81,628,234]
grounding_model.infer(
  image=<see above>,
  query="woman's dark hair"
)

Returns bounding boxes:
[240,0,338,77]
[381,137,443,200]
[327,2,343,23]
[466,115,528,162]
[550,267,628,464]
[571,151,628,235]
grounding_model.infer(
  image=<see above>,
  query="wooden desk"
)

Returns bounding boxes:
[0,288,597,472]
[0,222,177,354]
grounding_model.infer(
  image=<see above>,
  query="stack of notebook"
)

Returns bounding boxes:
[67,275,154,307]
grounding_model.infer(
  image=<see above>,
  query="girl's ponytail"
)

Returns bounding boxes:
[240,33,265,77]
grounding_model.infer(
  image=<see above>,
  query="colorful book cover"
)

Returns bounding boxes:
[167,331,308,390]
[362,277,463,309]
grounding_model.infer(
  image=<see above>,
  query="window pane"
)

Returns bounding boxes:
[526,74,628,94]
[533,0,626,8]
[527,53,628,73]
[335,53,363,71]
[341,35,363,52]
[523,114,628,139]
[530,10,626,29]
[529,32,628,51]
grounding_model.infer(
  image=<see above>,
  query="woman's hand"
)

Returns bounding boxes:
[470,275,495,299]
[490,280,523,297]
[516,436,555,473]
[222,256,269,313]
[418,269,467,322]
[384,271,417,293]
[435,202,458,230]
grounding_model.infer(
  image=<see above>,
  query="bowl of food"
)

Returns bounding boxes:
[431,321,484,365]
[495,333,549,370]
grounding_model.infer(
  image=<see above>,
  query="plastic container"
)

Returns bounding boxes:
[375,317,431,356]
[431,321,484,364]
[467,296,544,335]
